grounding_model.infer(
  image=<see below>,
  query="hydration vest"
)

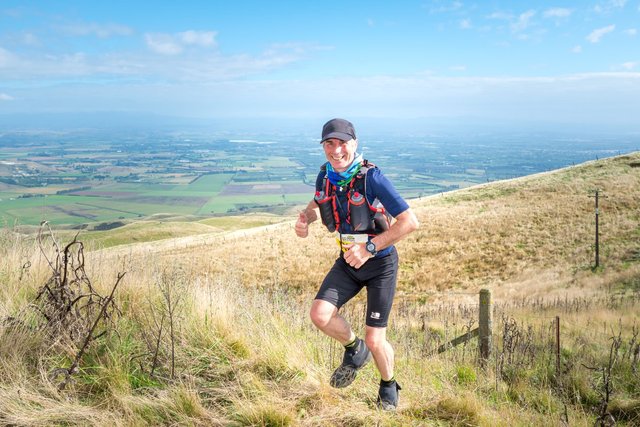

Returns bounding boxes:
[314,160,391,235]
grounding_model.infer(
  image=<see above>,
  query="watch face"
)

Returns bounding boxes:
[366,242,376,253]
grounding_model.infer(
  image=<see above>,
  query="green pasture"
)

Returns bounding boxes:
[220,179,310,189]
[253,156,298,168]
[87,181,222,198]
[0,152,28,158]
[302,171,317,183]
[96,182,154,192]
[49,172,87,178]
[198,193,310,215]
[76,198,196,217]
[1,175,306,226]
[0,163,437,226]
[0,191,21,200]
[185,173,234,192]
[0,195,145,226]
[465,168,486,175]
[0,191,201,227]
[409,173,439,181]
[64,220,220,250]
[396,186,442,199]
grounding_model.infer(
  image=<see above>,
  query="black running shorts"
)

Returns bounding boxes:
[315,247,399,328]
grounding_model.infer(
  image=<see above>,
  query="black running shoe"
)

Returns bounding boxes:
[377,380,401,411]
[329,338,372,388]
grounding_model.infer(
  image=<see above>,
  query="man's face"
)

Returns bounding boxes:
[322,138,358,172]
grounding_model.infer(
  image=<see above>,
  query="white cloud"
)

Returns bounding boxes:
[487,11,513,20]
[510,10,536,33]
[0,93,14,101]
[594,0,628,13]
[586,25,615,43]
[427,1,463,14]
[0,40,323,84]
[620,61,638,70]
[625,28,637,36]
[543,8,572,18]
[572,45,582,53]
[145,31,218,55]
[179,30,217,47]
[0,46,17,67]
[21,32,40,46]
[486,8,540,36]
[145,33,184,55]
[450,65,466,71]
[460,19,472,29]
[58,22,134,38]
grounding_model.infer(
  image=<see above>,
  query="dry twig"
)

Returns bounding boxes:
[32,223,125,390]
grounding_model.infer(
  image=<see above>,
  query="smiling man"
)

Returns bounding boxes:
[295,118,419,410]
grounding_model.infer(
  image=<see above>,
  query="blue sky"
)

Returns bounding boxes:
[0,1,639,130]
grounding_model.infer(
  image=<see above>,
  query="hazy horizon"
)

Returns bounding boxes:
[1,1,639,131]
[1,112,640,137]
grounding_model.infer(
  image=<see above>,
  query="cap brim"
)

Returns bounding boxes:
[320,131,354,143]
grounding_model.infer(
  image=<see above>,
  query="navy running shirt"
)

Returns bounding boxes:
[315,163,409,256]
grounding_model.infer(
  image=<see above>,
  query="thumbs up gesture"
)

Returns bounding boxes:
[295,210,309,238]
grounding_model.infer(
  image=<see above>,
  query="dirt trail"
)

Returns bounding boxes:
[89,220,295,259]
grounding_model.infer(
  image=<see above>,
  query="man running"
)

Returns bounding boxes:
[295,118,419,410]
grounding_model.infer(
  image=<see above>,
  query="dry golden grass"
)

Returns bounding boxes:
[401,153,640,298]
[92,152,640,305]
[1,152,638,426]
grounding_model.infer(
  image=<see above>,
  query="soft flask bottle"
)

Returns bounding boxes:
[315,190,336,232]
[349,191,372,232]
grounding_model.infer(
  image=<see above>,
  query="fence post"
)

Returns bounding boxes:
[555,315,561,376]
[479,289,492,366]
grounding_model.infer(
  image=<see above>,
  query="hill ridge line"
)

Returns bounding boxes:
[88,221,292,257]
[89,152,636,258]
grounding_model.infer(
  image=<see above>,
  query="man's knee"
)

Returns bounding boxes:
[309,308,327,328]
[309,299,335,329]
[365,328,387,352]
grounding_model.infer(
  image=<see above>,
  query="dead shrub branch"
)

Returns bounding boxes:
[33,222,125,390]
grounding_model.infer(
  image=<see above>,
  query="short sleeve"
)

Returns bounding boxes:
[365,167,409,218]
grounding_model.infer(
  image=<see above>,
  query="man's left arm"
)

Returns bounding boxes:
[343,208,419,268]
[370,208,419,251]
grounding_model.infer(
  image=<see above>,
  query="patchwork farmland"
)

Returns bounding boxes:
[1,129,638,229]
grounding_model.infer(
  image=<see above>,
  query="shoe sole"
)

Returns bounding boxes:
[329,351,372,388]
[377,400,398,411]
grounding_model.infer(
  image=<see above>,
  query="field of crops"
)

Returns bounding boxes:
[2,130,638,229]
[0,178,313,227]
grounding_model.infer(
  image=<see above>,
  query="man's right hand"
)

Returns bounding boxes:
[295,211,309,238]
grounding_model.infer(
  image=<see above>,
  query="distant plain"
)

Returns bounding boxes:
[1,129,638,233]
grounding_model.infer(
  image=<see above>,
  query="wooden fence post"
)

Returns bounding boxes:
[429,289,494,361]
[555,315,561,376]
[479,289,492,366]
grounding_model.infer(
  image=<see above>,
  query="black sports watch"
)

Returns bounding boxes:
[365,241,378,257]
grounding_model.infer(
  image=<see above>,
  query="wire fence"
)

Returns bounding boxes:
[318,289,640,389]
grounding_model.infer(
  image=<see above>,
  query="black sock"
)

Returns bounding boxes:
[380,376,396,386]
[344,337,358,349]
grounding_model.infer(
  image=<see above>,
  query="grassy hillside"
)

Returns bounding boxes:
[0,153,639,426]
[118,152,639,302]
[38,213,291,251]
